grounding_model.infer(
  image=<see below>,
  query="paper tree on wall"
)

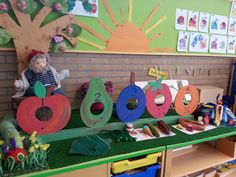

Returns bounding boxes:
[0,0,84,73]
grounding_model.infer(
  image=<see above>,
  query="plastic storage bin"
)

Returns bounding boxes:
[111,164,161,177]
[111,152,161,174]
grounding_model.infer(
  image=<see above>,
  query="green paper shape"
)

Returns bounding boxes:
[69,135,112,156]
[148,78,163,91]
[34,81,46,98]
[0,0,9,14]
[0,28,11,44]
[63,24,82,38]
[80,78,113,128]
[17,0,38,14]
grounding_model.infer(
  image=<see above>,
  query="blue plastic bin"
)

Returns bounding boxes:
[112,164,161,177]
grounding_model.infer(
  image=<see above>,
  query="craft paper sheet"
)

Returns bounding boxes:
[227,36,236,54]
[68,0,98,17]
[230,2,236,17]
[210,15,228,35]
[228,17,236,36]
[199,12,210,33]
[209,34,227,53]
[187,11,199,31]
[175,9,188,30]
[189,32,209,52]
[177,31,189,52]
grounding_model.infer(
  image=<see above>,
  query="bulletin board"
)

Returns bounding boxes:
[0,0,233,56]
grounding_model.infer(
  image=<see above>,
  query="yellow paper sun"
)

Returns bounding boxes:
[78,0,173,53]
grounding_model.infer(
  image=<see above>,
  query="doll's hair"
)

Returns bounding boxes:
[28,53,51,73]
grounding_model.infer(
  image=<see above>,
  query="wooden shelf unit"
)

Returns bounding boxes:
[165,143,234,177]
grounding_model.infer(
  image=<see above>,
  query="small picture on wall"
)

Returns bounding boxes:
[199,12,210,33]
[177,31,189,52]
[68,0,98,17]
[210,15,228,35]
[228,17,236,36]
[230,2,236,17]
[227,36,236,54]
[189,32,209,53]
[209,34,227,53]
[187,10,199,31]
[175,9,188,30]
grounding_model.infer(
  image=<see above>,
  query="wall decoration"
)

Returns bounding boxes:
[0,0,234,58]
[228,17,236,36]
[209,34,227,53]
[187,10,199,31]
[68,0,98,17]
[175,8,188,30]
[177,31,189,52]
[199,12,210,33]
[230,2,236,17]
[227,36,236,54]
[210,15,228,35]
[189,32,209,53]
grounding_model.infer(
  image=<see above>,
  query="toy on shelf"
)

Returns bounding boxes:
[13,50,70,98]
[0,119,50,176]
[177,118,205,131]
[195,101,236,127]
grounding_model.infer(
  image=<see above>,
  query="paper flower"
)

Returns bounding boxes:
[54,3,62,12]
[65,26,73,34]
[52,35,64,43]
[18,0,27,10]
[0,2,8,11]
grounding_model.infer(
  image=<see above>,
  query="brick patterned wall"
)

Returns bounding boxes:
[0,51,233,118]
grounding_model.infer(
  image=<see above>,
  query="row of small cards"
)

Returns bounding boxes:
[177,31,236,54]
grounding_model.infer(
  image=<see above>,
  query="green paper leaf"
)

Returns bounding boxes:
[0,28,11,44]
[17,0,38,14]
[148,78,163,91]
[34,81,46,98]
[63,24,82,37]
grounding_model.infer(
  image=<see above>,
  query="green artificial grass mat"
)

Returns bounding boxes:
[45,108,236,171]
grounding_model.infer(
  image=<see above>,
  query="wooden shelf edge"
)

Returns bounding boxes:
[171,143,234,177]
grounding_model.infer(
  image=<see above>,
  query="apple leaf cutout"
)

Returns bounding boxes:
[34,81,46,98]
[148,78,163,91]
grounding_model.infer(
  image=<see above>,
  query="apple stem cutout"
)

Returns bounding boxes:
[17,81,71,135]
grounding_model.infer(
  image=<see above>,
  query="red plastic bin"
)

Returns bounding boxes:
[112,164,161,177]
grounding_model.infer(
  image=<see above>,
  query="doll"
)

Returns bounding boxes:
[13,50,69,97]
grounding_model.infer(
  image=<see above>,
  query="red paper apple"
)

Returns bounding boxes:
[17,82,71,135]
